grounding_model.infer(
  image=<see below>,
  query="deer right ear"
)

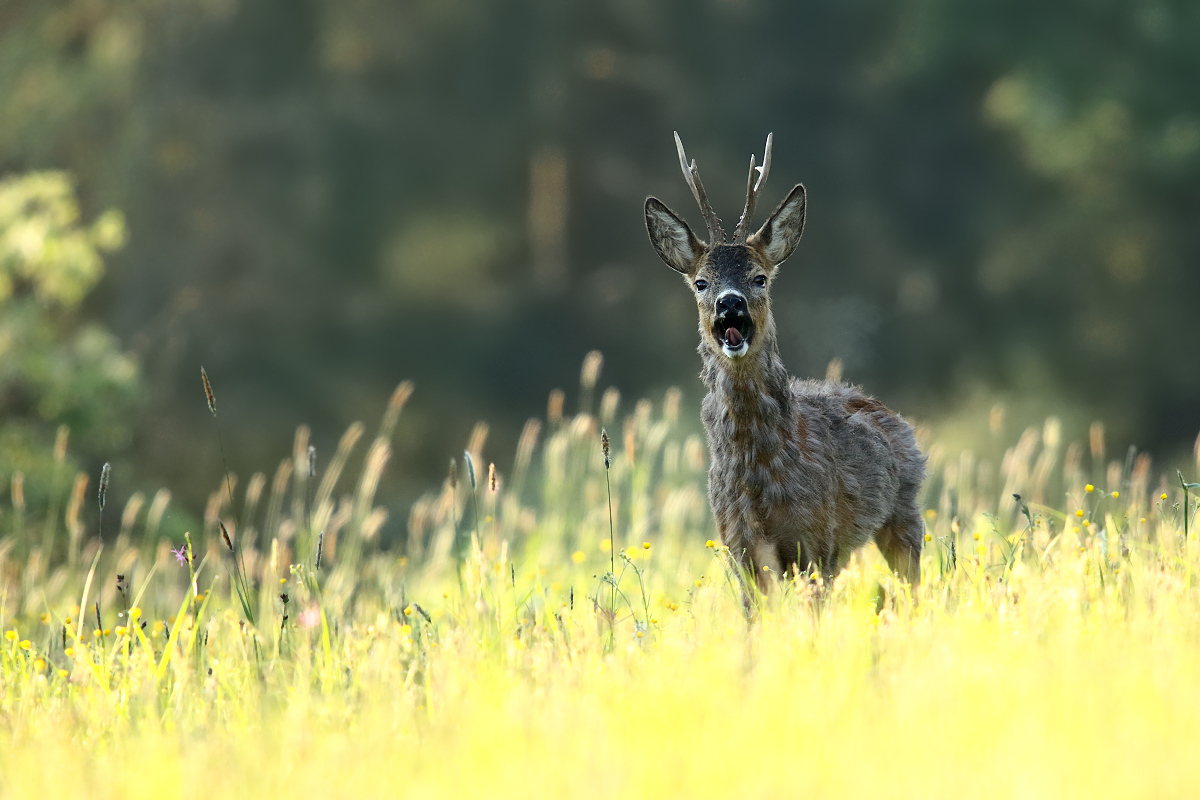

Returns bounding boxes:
[645,197,705,275]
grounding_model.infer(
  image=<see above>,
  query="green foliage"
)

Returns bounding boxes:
[0,171,139,506]
[2,0,1199,511]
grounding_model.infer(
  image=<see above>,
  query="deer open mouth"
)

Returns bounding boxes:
[713,313,753,357]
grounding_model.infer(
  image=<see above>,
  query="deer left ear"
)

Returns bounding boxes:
[748,184,806,267]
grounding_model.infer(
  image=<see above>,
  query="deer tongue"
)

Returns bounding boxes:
[725,327,743,347]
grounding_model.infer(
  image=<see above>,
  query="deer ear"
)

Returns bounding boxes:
[748,184,806,267]
[645,197,705,275]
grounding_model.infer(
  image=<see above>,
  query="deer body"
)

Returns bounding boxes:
[646,134,925,589]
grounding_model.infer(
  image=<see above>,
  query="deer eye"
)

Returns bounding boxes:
[753,275,767,288]
[694,279,708,292]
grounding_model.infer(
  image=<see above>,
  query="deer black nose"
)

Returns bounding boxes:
[715,292,747,317]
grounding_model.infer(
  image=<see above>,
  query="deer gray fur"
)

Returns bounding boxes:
[644,132,926,593]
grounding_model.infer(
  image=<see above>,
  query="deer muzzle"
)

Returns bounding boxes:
[713,292,753,358]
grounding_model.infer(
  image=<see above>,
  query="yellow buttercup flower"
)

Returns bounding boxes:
[1075,509,1085,518]
[571,550,586,564]
[1085,484,1094,493]
[642,541,651,550]
[19,640,31,650]
[4,630,16,642]
[705,540,715,549]
[1111,491,1119,499]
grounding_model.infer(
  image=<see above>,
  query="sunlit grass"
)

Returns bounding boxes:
[1,364,1199,798]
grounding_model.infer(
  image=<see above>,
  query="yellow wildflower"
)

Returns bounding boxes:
[705,540,715,549]
[1085,484,1094,493]
[643,541,651,550]
[19,640,31,650]
[4,630,16,642]
[1075,509,1085,518]
[571,550,586,564]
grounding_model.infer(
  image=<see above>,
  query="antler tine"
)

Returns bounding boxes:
[674,131,726,244]
[732,133,773,243]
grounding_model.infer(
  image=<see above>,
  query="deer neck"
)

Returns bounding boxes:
[699,314,792,437]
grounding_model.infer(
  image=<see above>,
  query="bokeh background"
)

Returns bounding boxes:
[2,0,1198,532]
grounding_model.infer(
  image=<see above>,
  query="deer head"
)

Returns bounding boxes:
[645,133,806,362]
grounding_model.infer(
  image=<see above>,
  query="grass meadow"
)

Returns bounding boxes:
[2,360,1200,798]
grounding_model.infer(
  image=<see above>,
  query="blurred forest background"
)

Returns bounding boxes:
[1,0,1198,532]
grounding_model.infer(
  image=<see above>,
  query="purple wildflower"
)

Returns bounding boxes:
[171,544,188,566]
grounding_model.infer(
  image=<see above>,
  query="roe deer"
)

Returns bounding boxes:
[644,132,926,593]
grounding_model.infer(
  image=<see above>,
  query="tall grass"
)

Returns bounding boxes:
[1,363,1199,798]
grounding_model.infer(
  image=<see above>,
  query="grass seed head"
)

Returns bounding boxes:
[98,463,111,510]
[580,350,603,393]
[601,429,610,469]
[463,451,476,490]
[220,521,234,552]
[201,367,216,415]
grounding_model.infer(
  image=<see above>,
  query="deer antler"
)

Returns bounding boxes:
[674,131,726,245]
[732,133,773,244]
